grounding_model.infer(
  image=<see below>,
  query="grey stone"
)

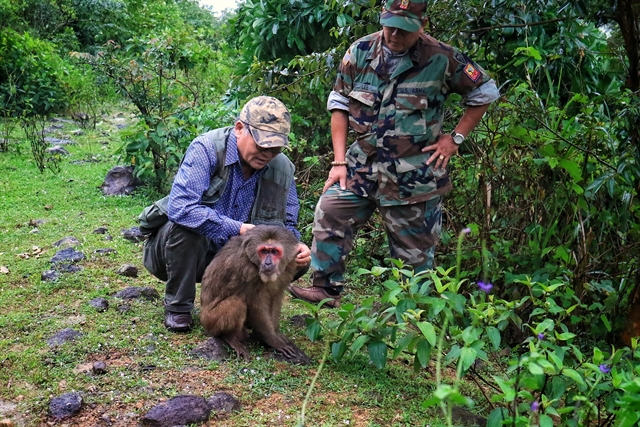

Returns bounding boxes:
[56,263,83,273]
[93,248,116,255]
[290,314,312,329]
[46,145,70,155]
[140,395,212,427]
[190,338,230,362]
[89,298,109,312]
[49,392,83,420]
[116,264,138,278]
[113,286,160,301]
[452,406,487,427]
[100,166,141,196]
[45,137,75,145]
[50,247,85,264]
[122,226,145,242]
[207,392,241,414]
[92,361,107,374]
[41,270,61,282]
[53,236,80,248]
[47,328,82,347]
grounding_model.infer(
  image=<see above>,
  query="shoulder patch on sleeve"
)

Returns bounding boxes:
[463,63,481,82]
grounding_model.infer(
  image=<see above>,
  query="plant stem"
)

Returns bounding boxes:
[298,338,330,427]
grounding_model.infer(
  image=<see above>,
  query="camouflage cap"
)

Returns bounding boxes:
[380,0,427,32]
[238,96,291,148]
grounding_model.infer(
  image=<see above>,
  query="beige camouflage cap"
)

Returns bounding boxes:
[380,0,427,32]
[238,96,291,148]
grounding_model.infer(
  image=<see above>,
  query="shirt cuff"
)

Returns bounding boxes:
[327,90,350,112]
[464,79,500,106]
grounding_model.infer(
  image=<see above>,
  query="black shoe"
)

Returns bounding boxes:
[164,311,193,332]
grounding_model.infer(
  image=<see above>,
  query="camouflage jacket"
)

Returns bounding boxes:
[333,31,492,206]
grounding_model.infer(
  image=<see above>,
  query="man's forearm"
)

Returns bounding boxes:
[330,110,349,162]
[453,104,490,137]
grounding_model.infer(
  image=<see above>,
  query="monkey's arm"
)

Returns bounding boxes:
[248,289,298,359]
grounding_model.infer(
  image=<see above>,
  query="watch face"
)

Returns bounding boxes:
[453,133,464,145]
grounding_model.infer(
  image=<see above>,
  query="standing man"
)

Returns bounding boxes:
[140,96,311,331]
[289,0,500,308]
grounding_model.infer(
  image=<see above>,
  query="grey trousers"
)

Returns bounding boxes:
[143,221,215,313]
[143,221,310,313]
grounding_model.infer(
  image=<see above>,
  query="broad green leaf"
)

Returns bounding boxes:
[555,332,577,341]
[459,347,477,372]
[528,362,544,375]
[493,376,516,401]
[396,298,417,322]
[351,335,369,353]
[540,414,554,427]
[416,339,432,367]
[368,340,387,369]
[331,341,347,361]
[305,320,321,342]
[486,326,501,350]
[444,345,462,365]
[559,159,582,182]
[562,368,586,387]
[416,321,437,346]
[487,408,508,427]
[617,411,640,427]
[392,332,417,358]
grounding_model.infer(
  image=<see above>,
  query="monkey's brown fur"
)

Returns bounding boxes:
[200,225,300,360]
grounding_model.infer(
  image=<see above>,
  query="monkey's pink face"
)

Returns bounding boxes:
[257,243,284,282]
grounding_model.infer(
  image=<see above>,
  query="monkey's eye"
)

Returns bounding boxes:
[257,246,282,257]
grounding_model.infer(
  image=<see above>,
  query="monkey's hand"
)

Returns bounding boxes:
[222,335,251,360]
[272,336,300,360]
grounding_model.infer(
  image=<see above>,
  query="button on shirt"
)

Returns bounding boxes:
[167,130,301,250]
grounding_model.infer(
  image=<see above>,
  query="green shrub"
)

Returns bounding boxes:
[0,29,72,116]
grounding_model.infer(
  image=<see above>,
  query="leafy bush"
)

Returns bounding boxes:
[0,29,72,116]
[297,230,640,426]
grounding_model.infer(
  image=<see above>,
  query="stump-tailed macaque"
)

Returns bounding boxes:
[200,225,301,360]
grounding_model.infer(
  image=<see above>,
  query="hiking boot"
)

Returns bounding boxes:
[164,311,193,332]
[288,285,341,308]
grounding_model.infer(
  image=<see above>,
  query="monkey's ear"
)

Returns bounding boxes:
[242,235,258,261]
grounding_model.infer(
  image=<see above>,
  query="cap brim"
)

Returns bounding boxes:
[380,12,421,32]
[249,127,289,148]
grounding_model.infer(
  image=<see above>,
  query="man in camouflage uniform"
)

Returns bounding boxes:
[289,0,500,307]
[141,96,311,331]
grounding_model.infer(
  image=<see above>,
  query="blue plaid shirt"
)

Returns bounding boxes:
[167,129,301,250]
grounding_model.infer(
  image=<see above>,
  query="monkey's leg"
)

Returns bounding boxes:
[249,299,298,359]
[201,296,251,360]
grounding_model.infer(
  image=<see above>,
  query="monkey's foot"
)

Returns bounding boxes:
[164,311,193,332]
[270,342,313,365]
[288,285,341,308]
[222,335,251,360]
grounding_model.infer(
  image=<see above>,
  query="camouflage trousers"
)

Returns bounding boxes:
[310,184,443,290]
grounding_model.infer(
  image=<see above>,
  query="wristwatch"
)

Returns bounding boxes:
[451,131,466,145]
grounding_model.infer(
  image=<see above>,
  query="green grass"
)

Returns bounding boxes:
[0,114,464,427]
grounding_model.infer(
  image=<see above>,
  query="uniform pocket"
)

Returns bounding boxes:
[394,93,428,136]
[348,89,377,134]
[395,153,445,199]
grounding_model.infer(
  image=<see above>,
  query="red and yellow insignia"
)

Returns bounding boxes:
[399,0,410,10]
[464,63,481,82]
